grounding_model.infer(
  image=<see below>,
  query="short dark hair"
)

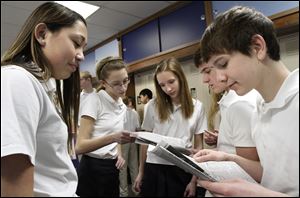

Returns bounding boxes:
[193,44,203,68]
[200,6,280,62]
[139,88,153,99]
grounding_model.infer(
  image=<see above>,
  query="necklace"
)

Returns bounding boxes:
[24,61,64,121]
[43,78,65,122]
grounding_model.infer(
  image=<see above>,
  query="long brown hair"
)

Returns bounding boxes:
[154,57,194,122]
[1,2,87,151]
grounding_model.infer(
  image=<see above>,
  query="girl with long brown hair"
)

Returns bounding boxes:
[134,57,207,197]
[1,2,87,196]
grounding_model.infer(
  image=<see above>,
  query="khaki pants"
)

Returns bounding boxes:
[119,143,139,197]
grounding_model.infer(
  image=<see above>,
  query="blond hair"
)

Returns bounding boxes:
[80,71,92,80]
[207,92,224,131]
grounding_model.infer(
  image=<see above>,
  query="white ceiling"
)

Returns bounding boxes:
[1,1,176,56]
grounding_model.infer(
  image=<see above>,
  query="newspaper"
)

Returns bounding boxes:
[130,131,191,155]
[151,140,257,183]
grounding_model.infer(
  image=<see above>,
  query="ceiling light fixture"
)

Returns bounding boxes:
[55,1,99,19]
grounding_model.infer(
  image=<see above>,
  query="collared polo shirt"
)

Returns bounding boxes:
[142,98,207,165]
[80,90,126,159]
[217,90,258,154]
[252,69,299,196]
[1,65,78,196]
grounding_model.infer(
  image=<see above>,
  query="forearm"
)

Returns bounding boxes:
[138,145,148,174]
[228,154,263,182]
[263,190,290,197]
[75,133,115,154]
[198,179,290,197]
[77,116,118,154]
[190,175,198,184]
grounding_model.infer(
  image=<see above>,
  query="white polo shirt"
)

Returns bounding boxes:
[80,90,126,159]
[1,66,78,196]
[142,98,207,165]
[217,90,258,154]
[78,88,96,126]
[124,108,140,131]
[252,69,299,196]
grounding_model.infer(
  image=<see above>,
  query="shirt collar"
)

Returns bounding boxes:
[173,98,197,111]
[99,89,123,107]
[257,69,299,113]
[81,88,96,96]
[173,103,182,111]
[218,90,235,107]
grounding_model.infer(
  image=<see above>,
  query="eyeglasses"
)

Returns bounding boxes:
[105,79,130,90]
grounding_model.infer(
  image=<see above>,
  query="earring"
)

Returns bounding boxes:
[37,35,45,46]
[39,39,45,46]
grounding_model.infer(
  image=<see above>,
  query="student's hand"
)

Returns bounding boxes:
[188,148,201,156]
[115,155,125,169]
[198,178,287,197]
[204,129,218,146]
[193,149,232,163]
[133,172,143,193]
[184,180,196,197]
[113,131,135,144]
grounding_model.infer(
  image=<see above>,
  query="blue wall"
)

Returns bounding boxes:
[212,1,299,17]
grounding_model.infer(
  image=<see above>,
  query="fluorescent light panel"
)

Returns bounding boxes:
[55,1,99,19]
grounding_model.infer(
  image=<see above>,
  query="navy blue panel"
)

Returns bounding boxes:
[212,1,299,18]
[122,20,160,63]
[160,1,206,51]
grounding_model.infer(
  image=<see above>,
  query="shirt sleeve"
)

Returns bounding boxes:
[133,110,140,129]
[194,100,208,135]
[1,68,42,165]
[141,100,155,131]
[80,93,101,121]
[227,101,256,147]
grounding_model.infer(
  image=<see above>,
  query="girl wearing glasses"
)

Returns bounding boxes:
[134,57,207,197]
[75,56,134,197]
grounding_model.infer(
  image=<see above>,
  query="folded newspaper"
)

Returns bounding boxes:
[130,132,191,155]
[151,140,257,183]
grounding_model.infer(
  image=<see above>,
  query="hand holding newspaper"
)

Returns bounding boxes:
[151,140,257,183]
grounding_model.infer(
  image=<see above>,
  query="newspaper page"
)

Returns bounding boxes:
[151,140,257,183]
[130,131,190,155]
